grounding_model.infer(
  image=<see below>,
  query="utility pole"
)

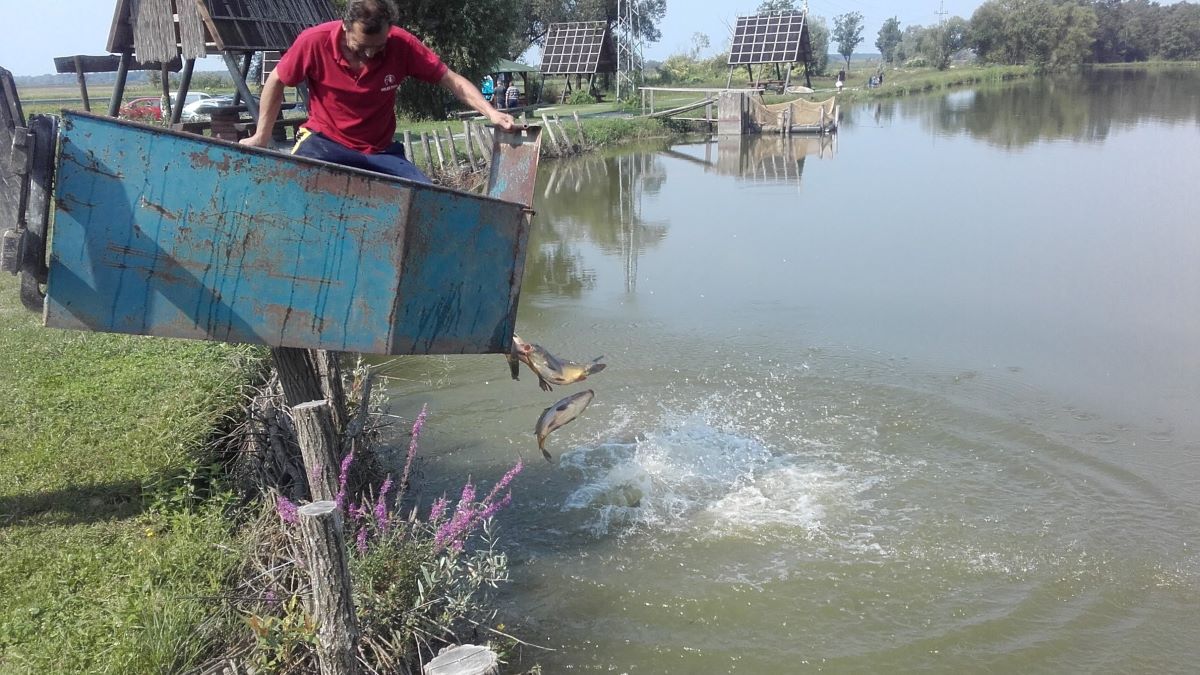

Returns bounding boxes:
[936,1,948,25]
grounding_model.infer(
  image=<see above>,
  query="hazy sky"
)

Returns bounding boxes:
[0,1,986,77]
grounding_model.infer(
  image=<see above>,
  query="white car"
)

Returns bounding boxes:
[169,91,213,121]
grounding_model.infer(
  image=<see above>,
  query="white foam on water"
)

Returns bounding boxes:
[559,405,882,544]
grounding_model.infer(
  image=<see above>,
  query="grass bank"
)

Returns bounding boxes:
[0,273,267,673]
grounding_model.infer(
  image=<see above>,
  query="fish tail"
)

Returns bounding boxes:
[585,362,607,376]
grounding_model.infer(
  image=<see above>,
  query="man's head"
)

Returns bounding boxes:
[342,0,396,60]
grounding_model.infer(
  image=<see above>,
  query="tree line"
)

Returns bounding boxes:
[869,0,1200,71]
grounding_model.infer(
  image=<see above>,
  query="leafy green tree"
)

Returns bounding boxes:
[832,11,865,71]
[876,17,902,65]
[756,0,798,12]
[807,16,831,75]
[1159,2,1200,60]
[513,0,665,55]
[929,17,970,69]
[388,0,522,118]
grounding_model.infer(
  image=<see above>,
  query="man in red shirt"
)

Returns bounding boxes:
[241,0,516,183]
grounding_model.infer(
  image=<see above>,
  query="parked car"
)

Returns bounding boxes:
[180,94,258,122]
[167,91,212,120]
[119,96,162,121]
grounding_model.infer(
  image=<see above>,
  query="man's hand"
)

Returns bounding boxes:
[489,111,518,132]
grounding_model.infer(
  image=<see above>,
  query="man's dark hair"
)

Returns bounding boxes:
[344,0,397,34]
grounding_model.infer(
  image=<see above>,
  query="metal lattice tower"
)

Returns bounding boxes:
[615,0,643,100]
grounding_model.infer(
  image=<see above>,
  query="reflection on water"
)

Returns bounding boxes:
[849,67,1200,147]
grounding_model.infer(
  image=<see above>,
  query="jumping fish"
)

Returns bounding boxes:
[516,339,606,391]
[534,389,594,461]
[504,335,524,381]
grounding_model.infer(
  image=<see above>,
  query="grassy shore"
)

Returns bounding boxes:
[0,273,266,673]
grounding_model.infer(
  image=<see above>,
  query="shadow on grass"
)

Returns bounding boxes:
[0,478,146,527]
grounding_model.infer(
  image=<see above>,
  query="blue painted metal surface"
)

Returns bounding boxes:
[44,112,533,355]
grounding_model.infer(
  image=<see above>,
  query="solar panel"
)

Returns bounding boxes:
[540,21,613,75]
[728,12,809,65]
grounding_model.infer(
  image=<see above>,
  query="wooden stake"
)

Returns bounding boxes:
[444,124,459,169]
[572,111,587,150]
[539,114,561,155]
[298,501,359,675]
[421,132,435,174]
[432,128,447,169]
[462,121,476,168]
[291,400,341,502]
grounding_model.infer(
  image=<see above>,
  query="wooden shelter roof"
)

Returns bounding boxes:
[107,0,337,62]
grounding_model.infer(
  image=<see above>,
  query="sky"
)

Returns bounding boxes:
[0,1,987,77]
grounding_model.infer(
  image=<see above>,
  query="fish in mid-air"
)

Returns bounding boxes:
[512,335,606,391]
[534,389,595,461]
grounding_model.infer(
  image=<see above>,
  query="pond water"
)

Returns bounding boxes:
[374,68,1200,672]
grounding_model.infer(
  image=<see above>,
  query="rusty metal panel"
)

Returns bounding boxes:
[44,112,532,355]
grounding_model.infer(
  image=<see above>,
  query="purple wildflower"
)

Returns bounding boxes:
[429,496,449,523]
[479,491,513,521]
[356,526,369,555]
[264,589,278,606]
[482,460,523,506]
[434,481,477,552]
[374,475,394,533]
[276,495,298,525]
[334,452,354,511]
[399,404,428,497]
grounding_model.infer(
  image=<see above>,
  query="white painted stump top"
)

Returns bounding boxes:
[423,644,499,675]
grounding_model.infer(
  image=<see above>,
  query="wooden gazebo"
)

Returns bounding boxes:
[94,0,336,124]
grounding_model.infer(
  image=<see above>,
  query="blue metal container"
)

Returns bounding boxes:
[42,112,536,355]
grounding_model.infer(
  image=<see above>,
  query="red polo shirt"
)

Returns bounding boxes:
[275,21,448,153]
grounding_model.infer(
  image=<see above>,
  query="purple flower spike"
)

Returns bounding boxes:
[276,496,299,525]
[356,526,369,554]
[429,496,449,523]
[400,404,428,494]
[374,475,394,532]
[335,452,354,511]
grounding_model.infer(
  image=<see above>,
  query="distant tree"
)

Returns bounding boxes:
[756,0,797,12]
[690,32,710,59]
[389,0,522,118]
[876,16,902,65]
[929,17,969,69]
[513,0,665,56]
[832,11,865,71]
[1159,2,1200,60]
[807,15,831,75]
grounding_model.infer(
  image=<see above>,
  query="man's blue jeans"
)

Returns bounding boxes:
[292,129,431,184]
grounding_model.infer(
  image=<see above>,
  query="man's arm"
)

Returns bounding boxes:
[239,70,287,148]
[439,69,518,131]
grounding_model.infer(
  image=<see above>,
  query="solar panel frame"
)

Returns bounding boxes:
[728,12,810,65]
[540,21,615,75]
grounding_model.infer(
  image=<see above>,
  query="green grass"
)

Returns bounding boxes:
[0,273,267,673]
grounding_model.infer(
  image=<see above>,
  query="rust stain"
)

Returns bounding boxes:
[139,196,179,220]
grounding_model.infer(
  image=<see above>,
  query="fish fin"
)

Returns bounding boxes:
[541,446,554,462]
[538,376,553,392]
[585,362,607,376]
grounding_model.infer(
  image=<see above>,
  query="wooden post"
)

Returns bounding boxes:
[431,129,446,170]
[160,63,172,119]
[72,56,91,112]
[473,125,493,165]
[298,501,359,675]
[291,400,341,502]
[273,347,347,432]
[571,112,587,150]
[444,124,459,169]
[403,130,414,165]
[539,114,561,155]
[462,121,476,168]
[420,132,436,174]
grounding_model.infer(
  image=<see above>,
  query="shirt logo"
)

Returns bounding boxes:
[381,74,398,92]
